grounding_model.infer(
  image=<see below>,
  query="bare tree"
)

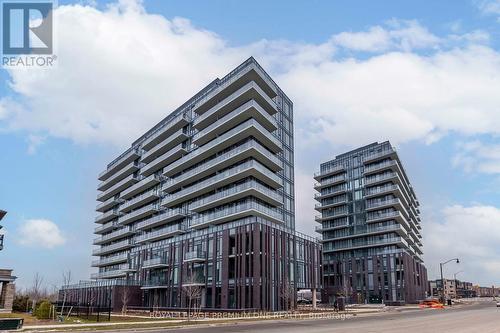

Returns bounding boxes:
[280,280,296,312]
[120,286,130,315]
[182,274,203,319]
[60,270,72,316]
[29,272,44,312]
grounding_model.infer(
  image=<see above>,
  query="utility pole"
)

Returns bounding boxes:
[439,258,460,304]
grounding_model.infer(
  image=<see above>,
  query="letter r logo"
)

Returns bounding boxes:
[2,1,53,55]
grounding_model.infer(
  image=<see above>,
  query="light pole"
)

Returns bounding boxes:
[440,258,459,304]
[453,271,463,299]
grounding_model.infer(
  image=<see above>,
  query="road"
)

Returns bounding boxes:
[76,302,500,333]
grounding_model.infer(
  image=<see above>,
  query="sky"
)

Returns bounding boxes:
[1,0,500,290]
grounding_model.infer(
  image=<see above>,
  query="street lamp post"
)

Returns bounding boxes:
[453,270,464,299]
[440,258,460,304]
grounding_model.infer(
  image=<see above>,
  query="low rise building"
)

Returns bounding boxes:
[0,210,16,313]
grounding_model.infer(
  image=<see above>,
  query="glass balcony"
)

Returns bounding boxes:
[142,257,170,269]
[97,174,139,202]
[99,148,140,181]
[96,196,124,213]
[183,250,206,263]
[366,198,402,211]
[314,186,347,200]
[314,175,346,190]
[92,239,134,256]
[315,221,349,232]
[91,264,135,279]
[119,189,160,213]
[314,197,347,211]
[118,203,159,225]
[94,221,117,234]
[135,223,187,244]
[135,208,187,230]
[120,174,162,200]
[363,148,396,163]
[93,226,135,245]
[192,64,278,118]
[314,209,348,222]
[142,113,190,151]
[163,119,281,177]
[97,161,141,192]
[140,144,187,177]
[142,128,189,163]
[91,253,129,267]
[189,199,283,229]
[323,236,408,253]
[322,224,407,242]
[364,160,398,175]
[189,179,283,212]
[162,160,281,208]
[163,140,281,191]
[193,99,278,146]
[94,209,121,224]
[314,164,345,181]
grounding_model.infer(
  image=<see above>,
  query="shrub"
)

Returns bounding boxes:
[12,295,30,312]
[35,300,52,319]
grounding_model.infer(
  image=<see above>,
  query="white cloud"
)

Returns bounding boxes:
[424,205,500,285]
[331,20,440,52]
[0,1,499,153]
[18,219,66,248]
[477,0,500,15]
[26,134,46,154]
[453,140,500,174]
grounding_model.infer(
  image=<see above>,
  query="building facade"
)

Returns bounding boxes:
[72,58,321,311]
[0,210,16,313]
[315,142,427,305]
[429,279,476,299]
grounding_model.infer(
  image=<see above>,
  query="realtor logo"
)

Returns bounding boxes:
[2,1,53,54]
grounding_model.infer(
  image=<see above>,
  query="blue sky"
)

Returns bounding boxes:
[1,0,500,290]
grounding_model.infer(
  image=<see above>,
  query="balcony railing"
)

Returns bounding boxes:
[365,184,399,196]
[314,186,347,200]
[92,239,133,256]
[135,208,187,230]
[99,148,140,180]
[190,199,282,228]
[96,196,124,213]
[94,209,121,224]
[135,223,187,243]
[142,257,169,269]
[364,160,397,174]
[190,179,282,211]
[91,253,129,267]
[162,160,281,207]
[366,198,401,210]
[163,119,281,176]
[93,226,135,245]
[314,175,346,189]
[364,172,396,185]
[184,250,206,262]
[366,210,401,222]
[118,203,159,225]
[163,140,281,191]
[314,164,345,179]
[97,174,139,202]
[142,113,190,150]
[140,144,187,176]
[120,174,162,199]
[119,188,160,212]
[193,99,278,143]
[363,148,396,163]
[323,236,407,252]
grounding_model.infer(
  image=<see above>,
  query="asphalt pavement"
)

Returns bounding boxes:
[50,301,500,333]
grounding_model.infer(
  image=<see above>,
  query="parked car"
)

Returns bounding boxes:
[496,301,500,307]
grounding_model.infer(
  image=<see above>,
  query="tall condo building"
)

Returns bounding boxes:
[314,142,427,304]
[82,58,321,311]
